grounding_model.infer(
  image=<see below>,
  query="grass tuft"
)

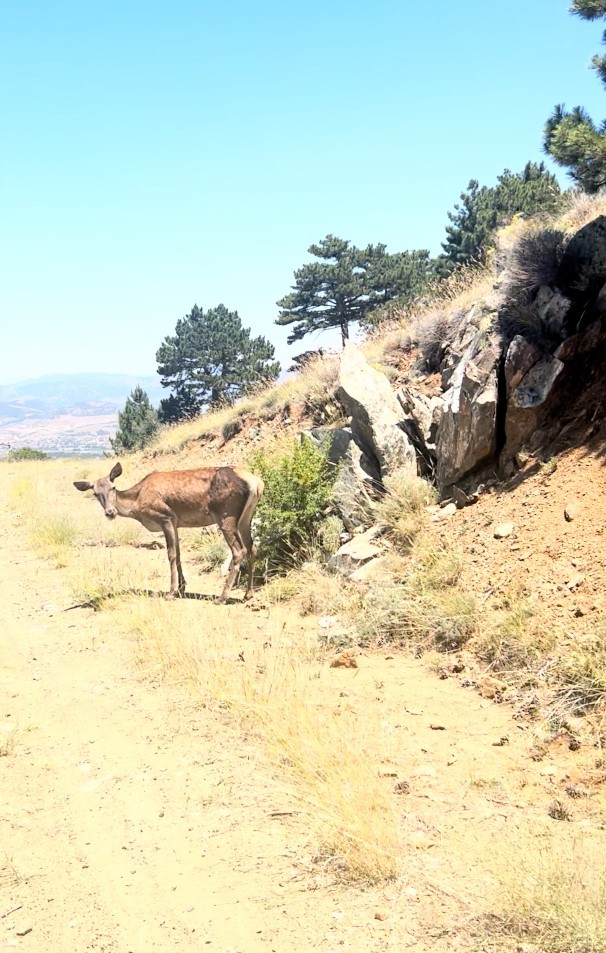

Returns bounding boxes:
[483,830,606,953]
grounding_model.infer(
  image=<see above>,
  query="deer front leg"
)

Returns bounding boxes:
[161,519,186,596]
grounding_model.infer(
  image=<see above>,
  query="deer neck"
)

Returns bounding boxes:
[114,486,139,519]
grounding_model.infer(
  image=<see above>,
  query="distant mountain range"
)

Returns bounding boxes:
[0,373,164,457]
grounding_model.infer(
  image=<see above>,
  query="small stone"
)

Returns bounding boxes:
[330,651,358,669]
[480,676,507,698]
[374,911,387,921]
[566,572,585,591]
[565,502,580,522]
[494,522,515,539]
[318,616,338,629]
[433,502,457,521]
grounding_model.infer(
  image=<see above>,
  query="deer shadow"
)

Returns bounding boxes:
[66,588,245,611]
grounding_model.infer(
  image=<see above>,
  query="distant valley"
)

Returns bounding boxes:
[0,373,164,457]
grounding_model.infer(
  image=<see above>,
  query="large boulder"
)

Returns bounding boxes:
[558,215,606,295]
[503,335,543,398]
[439,304,498,389]
[396,386,443,476]
[435,334,500,490]
[337,343,416,479]
[502,354,565,462]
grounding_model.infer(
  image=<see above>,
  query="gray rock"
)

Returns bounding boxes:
[511,355,565,410]
[535,285,571,339]
[494,522,515,539]
[440,321,481,390]
[337,343,416,479]
[397,388,443,451]
[349,556,389,583]
[435,333,500,489]
[503,335,543,398]
[564,501,580,522]
[303,426,380,529]
[558,215,606,294]
[432,502,457,521]
[452,485,477,508]
[502,355,565,463]
[328,525,384,574]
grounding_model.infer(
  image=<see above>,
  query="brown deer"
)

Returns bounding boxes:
[73,462,264,603]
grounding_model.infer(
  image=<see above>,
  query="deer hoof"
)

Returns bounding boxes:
[213,595,227,606]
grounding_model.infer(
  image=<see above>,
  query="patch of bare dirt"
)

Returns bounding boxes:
[439,440,606,632]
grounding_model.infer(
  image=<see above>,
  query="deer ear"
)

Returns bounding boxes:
[73,481,93,492]
[109,462,123,482]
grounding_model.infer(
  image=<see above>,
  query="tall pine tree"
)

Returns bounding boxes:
[438,163,562,273]
[544,1,606,191]
[156,304,280,422]
[111,386,159,453]
[276,236,431,346]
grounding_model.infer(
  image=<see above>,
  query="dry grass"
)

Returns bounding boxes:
[483,827,606,953]
[113,596,400,882]
[557,188,606,235]
[0,725,20,757]
[553,622,606,715]
[262,562,362,624]
[358,536,477,651]
[471,584,555,675]
[148,354,341,456]
[190,529,229,571]
[376,470,436,551]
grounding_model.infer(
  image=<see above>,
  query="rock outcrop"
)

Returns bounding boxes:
[314,213,606,511]
[337,343,416,479]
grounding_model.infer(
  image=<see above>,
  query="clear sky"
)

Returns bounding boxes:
[1,0,605,386]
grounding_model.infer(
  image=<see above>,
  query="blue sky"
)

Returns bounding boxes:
[1,0,605,386]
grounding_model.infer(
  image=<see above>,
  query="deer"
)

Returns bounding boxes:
[73,462,264,603]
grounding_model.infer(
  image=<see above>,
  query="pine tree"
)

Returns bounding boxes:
[110,386,160,453]
[438,163,562,273]
[544,1,606,191]
[156,304,280,421]
[276,236,431,346]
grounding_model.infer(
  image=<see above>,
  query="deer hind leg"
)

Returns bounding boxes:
[161,519,186,596]
[237,520,255,600]
[216,516,245,604]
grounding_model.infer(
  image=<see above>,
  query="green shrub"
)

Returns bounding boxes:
[191,531,228,572]
[251,437,339,573]
[6,447,49,461]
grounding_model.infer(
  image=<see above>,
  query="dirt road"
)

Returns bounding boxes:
[0,496,431,952]
[3,480,605,952]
